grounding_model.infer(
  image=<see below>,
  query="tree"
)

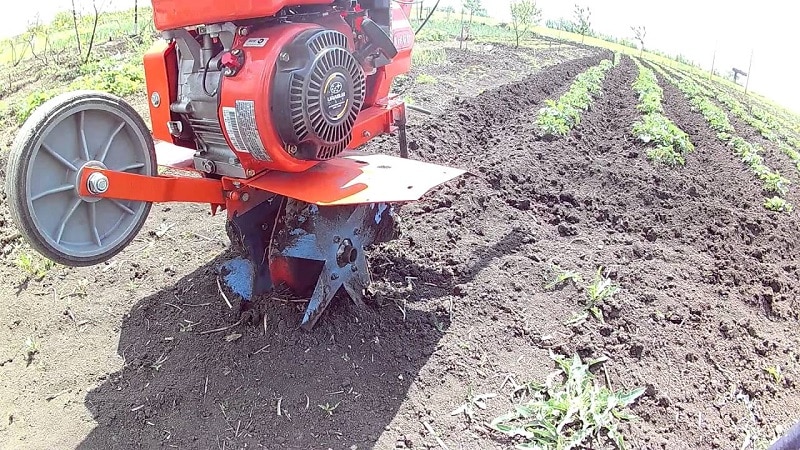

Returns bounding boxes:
[573,4,591,43]
[84,0,101,64]
[509,0,542,48]
[71,0,82,56]
[631,25,646,57]
[463,0,483,24]
[441,5,456,21]
[459,0,482,50]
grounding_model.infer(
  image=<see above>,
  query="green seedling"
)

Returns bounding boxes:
[319,402,340,416]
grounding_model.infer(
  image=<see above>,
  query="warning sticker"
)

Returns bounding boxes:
[222,100,271,161]
[243,37,269,48]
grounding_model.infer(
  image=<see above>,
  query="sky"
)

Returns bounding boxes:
[3,0,798,113]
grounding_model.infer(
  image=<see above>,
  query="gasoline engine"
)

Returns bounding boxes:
[5,0,463,329]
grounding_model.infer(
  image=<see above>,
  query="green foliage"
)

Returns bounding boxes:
[572,4,592,41]
[509,0,543,47]
[633,114,694,165]
[631,64,662,114]
[415,74,438,85]
[11,91,57,124]
[71,58,146,97]
[15,251,55,281]
[412,47,447,67]
[764,196,793,213]
[536,59,613,137]
[566,267,619,326]
[491,353,645,450]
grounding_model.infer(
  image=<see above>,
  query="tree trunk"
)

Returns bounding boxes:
[459,7,465,50]
[71,0,82,56]
[84,1,100,64]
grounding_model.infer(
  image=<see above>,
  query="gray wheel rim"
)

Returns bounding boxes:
[24,102,153,260]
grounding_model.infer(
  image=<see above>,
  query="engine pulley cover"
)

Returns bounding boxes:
[273,29,366,161]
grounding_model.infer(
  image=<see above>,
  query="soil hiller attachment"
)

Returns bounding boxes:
[5,0,464,329]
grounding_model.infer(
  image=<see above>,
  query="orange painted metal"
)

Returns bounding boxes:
[363,5,414,107]
[348,103,402,149]
[143,40,180,144]
[243,153,466,206]
[78,168,226,205]
[151,0,333,31]
[218,22,320,174]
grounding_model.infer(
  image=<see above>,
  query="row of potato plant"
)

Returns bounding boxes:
[630,58,694,166]
[649,63,793,212]
[536,59,614,137]
[677,71,800,173]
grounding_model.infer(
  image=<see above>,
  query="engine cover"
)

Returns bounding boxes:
[273,30,366,160]
[218,21,366,173]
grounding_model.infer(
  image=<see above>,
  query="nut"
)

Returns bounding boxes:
[150,92,161,108]
[279,52,290,62]
[86,172,109,195]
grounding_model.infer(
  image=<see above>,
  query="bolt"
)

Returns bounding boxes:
[150,92,161,108]
[286,145,298,156]
[201,159,215,173]
[246,169,256,177]
[353,228,360,236]
[362,131,371,138]
[333,236,341,244]
[232,49,242,56]
[86,172,109,195]
[279,52,290,62]
[224,68,235,77]
[351,265,358,272]
[238,27,250,36]
[241,193,250,202]
[232,181,241,188]
[331,273,339,281]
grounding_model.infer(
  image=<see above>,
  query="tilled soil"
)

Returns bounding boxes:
[2,46,800,450]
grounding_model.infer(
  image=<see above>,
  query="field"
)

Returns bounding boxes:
[2,7,800,450]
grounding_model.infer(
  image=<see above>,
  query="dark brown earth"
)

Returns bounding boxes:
[2,43,800,450]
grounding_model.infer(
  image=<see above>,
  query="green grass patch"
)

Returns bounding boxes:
[412,47,447,67]
[415,74,438,85]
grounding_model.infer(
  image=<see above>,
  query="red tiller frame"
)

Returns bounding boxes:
[77,169,226,205]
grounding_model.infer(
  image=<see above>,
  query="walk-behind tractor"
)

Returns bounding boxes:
[5,0,463,329]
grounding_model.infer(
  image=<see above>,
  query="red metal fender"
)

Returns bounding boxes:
[78,148,465,208]
[242,153,466,206]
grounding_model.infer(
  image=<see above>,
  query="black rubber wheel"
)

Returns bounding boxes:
[5,91,157,267]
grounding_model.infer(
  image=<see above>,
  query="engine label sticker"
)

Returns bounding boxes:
[243,37,269,48]
[222,101,271,161]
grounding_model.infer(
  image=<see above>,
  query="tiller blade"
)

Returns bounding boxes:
[222,197,398,329]
[218,153,465,329]
[269,199,397,329]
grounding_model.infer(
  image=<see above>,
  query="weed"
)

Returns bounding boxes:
[415,74,438,85]
[764,365,783,384]
[15,251,55,281]
[319,402,340,416]
[567,267,618,325]
[491,353,645,449]
[544,265,583,290]
[412,47,447,67]
[23,337,40,366]
[451,388,497,423]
